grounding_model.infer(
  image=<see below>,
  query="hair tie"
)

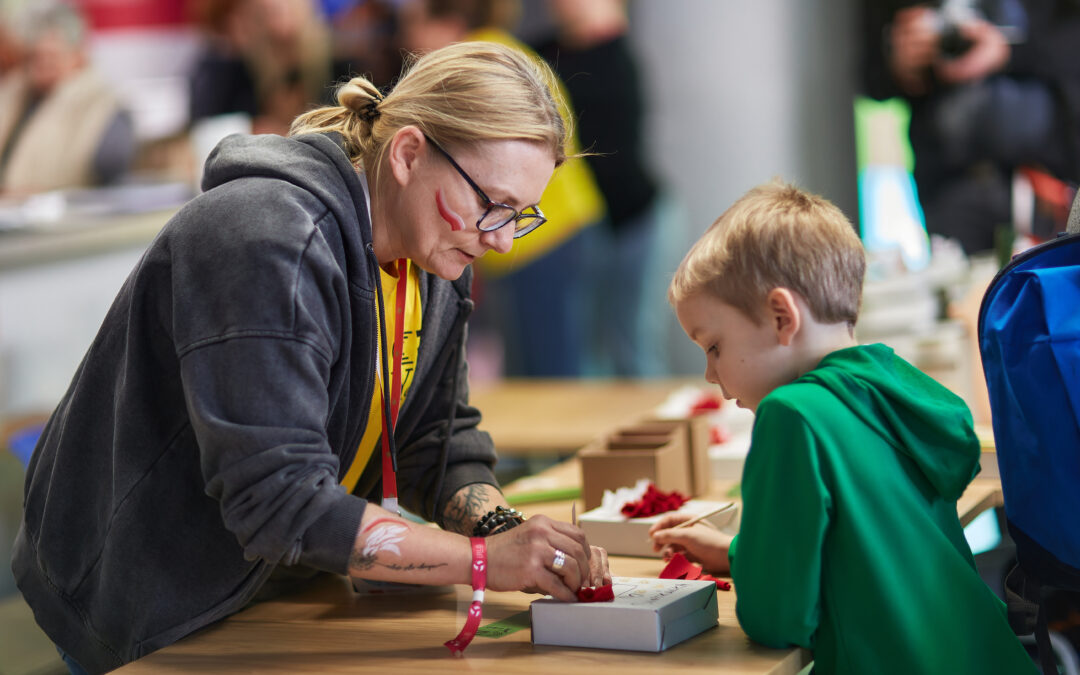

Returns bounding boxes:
[358,91,383,123]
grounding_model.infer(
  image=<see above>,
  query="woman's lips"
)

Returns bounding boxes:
[435,188,466,232]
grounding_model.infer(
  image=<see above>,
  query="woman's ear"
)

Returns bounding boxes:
[766,288,801,346]
[386,125,425,186]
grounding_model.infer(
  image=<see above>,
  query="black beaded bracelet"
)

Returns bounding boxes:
[472,505,525,537]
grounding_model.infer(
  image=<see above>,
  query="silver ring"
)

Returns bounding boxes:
[551,549,566,572]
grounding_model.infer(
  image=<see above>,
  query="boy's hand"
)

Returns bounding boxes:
[648,512,696,536]
[650,514,734,576]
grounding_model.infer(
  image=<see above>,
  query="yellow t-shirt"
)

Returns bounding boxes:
[466,28,606,277]
[340,259,422,493]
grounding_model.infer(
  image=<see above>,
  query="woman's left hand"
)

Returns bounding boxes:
[586,544,611,588]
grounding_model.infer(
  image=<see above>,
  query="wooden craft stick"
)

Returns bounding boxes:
[571,501,577,527]
[645,502,737,544]
[669,502,736,530]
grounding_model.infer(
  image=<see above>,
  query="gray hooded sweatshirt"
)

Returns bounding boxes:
[12,132,499,673]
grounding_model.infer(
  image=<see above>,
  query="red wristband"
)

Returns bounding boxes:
[445,537,487,655]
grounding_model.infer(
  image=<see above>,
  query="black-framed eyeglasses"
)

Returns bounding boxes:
[424,134,547,239]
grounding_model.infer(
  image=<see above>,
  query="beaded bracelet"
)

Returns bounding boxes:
[472,505,525,537]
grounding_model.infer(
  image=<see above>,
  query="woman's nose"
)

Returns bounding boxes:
[481,223,514,254]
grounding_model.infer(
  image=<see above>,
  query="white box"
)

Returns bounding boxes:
[531,577,718,652]
[579,499,738,558]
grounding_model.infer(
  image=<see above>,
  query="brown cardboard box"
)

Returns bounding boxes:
[579,428,691,510]
[635,416,712,496]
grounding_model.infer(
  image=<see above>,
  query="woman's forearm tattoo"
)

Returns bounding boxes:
[348,518,449,576]
[443,483,494,535]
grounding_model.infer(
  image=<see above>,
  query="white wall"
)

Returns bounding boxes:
[0,248,144,415]
[627,0,859,372]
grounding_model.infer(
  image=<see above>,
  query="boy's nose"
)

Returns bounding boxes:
[704,364,720,386]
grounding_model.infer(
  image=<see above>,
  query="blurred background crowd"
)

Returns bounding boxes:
[0,0,1079,403]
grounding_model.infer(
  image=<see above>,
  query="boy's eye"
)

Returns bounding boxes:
[706,345,719,356]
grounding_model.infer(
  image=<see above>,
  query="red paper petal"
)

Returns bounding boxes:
[620,483,689,519]
[659,554,732,591]
[690,393,723,415]
[699,574,733,591]
[709,425,731,445]
[576,583,615,602]
[658,553,700,581]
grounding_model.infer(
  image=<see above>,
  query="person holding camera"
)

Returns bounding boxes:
[861,0,1080,254]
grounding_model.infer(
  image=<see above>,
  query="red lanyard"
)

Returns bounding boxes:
[380,258,409,512]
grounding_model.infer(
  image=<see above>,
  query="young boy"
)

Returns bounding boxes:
[651,181,1035,674]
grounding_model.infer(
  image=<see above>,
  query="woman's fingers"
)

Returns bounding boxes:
[483,515,614,598]
[485,516,587,596]
[534,567,579,603]
[589,545,611,587]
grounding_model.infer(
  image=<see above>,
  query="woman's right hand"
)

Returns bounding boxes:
[484,515,594,602]
[649,512,733,576]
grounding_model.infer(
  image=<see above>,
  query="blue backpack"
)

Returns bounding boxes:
[978,226,1080,674]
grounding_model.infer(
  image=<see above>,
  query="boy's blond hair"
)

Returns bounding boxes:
[669,180,865,326]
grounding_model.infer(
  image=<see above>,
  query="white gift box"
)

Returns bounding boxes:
[579,498,738,558]
[530,577,719,652]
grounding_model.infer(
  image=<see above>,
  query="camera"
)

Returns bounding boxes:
[928,0,980,58]
[927,0,1028,59]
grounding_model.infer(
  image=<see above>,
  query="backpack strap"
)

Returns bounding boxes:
[1005,564,1058,674]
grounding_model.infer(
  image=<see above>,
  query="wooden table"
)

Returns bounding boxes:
[115,475,1002,675]
[118,558,809,675]
[470,378,696,456]
[118,512,810,675]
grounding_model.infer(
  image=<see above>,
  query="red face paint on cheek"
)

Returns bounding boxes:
[435,188,466,232]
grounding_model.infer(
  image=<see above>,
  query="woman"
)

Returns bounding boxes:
[14,42,609,674]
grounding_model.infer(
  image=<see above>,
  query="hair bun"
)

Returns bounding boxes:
[357,93,382,123]
[339,79,384,123]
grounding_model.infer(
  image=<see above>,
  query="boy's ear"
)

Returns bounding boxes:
[387,125,424,185]
[766,288,801,346]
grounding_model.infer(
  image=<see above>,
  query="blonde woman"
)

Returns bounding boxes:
[15,42,609,673]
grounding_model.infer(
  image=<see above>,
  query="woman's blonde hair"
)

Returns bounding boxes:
[669,180,866,327]
[289,41,567,186]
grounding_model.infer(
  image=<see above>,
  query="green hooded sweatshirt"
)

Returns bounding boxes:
[728,344,1035,674]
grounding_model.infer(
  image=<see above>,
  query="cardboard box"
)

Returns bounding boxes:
[637,416,712,496]
[531,577,718,652]
[579,499,738,557]
[579,430,690,510]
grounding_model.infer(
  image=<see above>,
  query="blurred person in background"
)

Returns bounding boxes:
[398,0,607,377]
[0,2,135,196]
[534,0,666,376]
[325,0,403,90]
[188,0,333,136]
[0,11,22,77]
[861,0,1080,255]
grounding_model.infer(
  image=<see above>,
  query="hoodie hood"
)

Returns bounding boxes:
[801,343,979,500]
[202,132,370,246]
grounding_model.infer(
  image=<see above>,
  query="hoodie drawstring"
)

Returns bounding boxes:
[428,296,473,523]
